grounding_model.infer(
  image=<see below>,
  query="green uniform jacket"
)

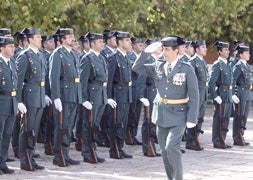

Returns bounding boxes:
[133,52,199,127]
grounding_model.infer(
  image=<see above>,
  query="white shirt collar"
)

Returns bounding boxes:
[240,59,247,65]
[117,48,126,57]
[218,56,228,64]
[151,54,158,61]
[106,45,115,52]
[164,58,178,75]
[89,49,100,57]
[62,45,71,53]
[29,46,39,54]
[0,54,10,65]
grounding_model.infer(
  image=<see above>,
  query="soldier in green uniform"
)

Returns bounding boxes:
[49,28,82,166]
[75,35,90,151]
[136,38,162,156]
[0,36,17,174]
[229,40,245,68]
[209,41,233,149]
[40,35,55,155]
[126,37,145,145]
[80,32,116,163]
[107,31,133,159]
[186,40,208,151]
[16,28,48,170]
[96,29,117,147]
[232,45,252,146]
[133,36,199,180]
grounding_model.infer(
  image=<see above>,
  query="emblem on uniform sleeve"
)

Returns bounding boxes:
[173,73,185,85]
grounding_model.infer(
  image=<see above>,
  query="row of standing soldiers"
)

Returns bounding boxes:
[0,27,252,176]
[0,27,162,174]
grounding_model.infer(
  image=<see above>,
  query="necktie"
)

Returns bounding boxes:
[167,63,172,76]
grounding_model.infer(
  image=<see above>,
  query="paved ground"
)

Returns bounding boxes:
[2,104,253,180]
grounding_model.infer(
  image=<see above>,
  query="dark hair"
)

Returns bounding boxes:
[26,34,34,44]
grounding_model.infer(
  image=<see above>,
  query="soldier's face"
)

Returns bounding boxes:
[196,45,207,56]
[132,43,145,54]
[30,35,42,49]
[240,51,250,61]
[44,39,55,51]
[186,46,195,56]
[219,47,230,59]
[22,39,29,49]
[63,34,75,48]
[178,45,186,55]
[120,38,132,53]
[107,37,117,48]
[92,39,104,52]
[0,44,15,58]
[162,46,178,63]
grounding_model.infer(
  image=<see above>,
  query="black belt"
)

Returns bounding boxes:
[113,81,132,86]
[88,79,107,86]
[219,85,232,90]
[198,81,208,87]
[0,90,17,96]
[25,79,45,87]
[60,77,80,83]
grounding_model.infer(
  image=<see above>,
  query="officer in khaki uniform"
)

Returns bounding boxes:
[49,28,82,166]
[133,36,199,180]
[16,28,48,171]
[232,45,252,146]
[0,36,17,174]
[209,41,233,149]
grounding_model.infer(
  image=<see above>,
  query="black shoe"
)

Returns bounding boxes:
[14,152,19,159]
[83,157,97,164]
[186,145,204,151]
[20,165,35,171]
[5,158,15,162]
[33,163,45,170]
[66,157,80,165]
[143,153,155,157]
[71,137,77,142]
[1,167,15,174]
[155,152,161,157]
[245,142,250,146]
[180,148,186,154]
[0,169,2,175]
[109,153,123,159]
[33,153,40,158]
[97,156,105,163]
[120,151,133,158]
[133,138,142,145]
[53,159,69,167]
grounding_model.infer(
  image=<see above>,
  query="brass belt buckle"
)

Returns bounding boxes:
[128,81,132,86]
[205,82,208,86]
[75,78,80,83]
[229,85,232,90]
[11,91,16,96]
[103,82,107,86]
[40,81,45,87]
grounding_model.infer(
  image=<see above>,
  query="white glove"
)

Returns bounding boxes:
[18,103,27,114]
[82,101,92,110]
[45,95,52,106]
[232,95,240,104]
[186,122,196,128]
[214,96,222,104]
[140,98,150,106]
[144,42,162,53]
[54,98,62,112]
[107,99,117,108]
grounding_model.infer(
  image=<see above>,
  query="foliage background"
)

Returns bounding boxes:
[0,0,252,45]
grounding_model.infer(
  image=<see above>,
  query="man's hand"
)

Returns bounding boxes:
[140,98,150,106]
[107,99,117,108]
[54,98,62,112]
[18,103,27,114]
[82,101,92,110]
[214,96,222,104]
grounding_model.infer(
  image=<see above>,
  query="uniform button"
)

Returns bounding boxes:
[65,86,68,88]
[29,89,32,91]
[164,95,167,98]
[68,64,70,66]
[165,87,168,90]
